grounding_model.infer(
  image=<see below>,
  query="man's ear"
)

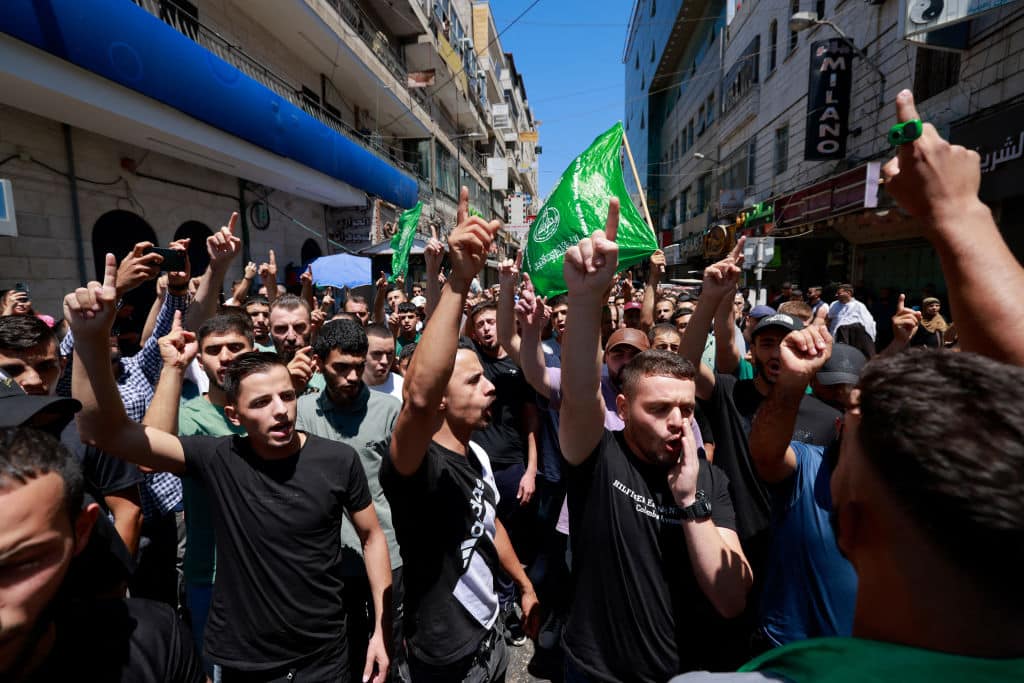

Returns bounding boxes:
[224,404,241,426]
[73,502,101,557]
[616,393,628,421]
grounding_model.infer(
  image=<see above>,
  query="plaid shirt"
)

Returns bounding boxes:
[60,294,188,520]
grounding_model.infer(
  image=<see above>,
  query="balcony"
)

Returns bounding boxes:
[719,84,760,143]
[673,210,710,242]
[132,0,421,180]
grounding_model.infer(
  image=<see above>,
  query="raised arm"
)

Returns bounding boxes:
[185,213,242,331]
[372,271,389,325]
[680,238,746,400]
[559,199,620,466]
[883,90,1024,365]
[140,276,168,347]
[67,254,186,474]
[516,277,554,400]
[879,293,921,357]
[496,250,523,365]
[230,261,258,306]
[714,285,742,375]
[640,249,665,332]
[391,188,500,475]
[749,325,832,484]
[258,249,279,304]
[423,224,444,321]
[143,311,197,435]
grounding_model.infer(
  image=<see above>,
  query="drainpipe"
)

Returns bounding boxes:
[237,178,251,266]
[62,124,87,284]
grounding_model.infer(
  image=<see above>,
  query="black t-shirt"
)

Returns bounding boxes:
[380,441,501,666]
[472,350,535,468]
[61,421,144,506]
[695,403,715,446]
[26,598,203,682]
[180,433,372,671]
[563,430,737,681]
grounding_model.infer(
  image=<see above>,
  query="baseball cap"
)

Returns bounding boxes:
[816,343,867,386]
[623,302,642,311]
[411,295,427,308]
[752,313,805,339]
[749,305,776,320]
[0,376,81,429]
[606,328,650,352]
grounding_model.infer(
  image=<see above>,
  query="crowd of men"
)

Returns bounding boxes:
[0,91,1021,683]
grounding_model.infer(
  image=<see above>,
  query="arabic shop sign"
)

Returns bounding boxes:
[950,100,1024,202]
[805,39,854,161]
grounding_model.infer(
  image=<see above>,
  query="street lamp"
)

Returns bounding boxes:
[789,11,887,106]
[693,152,721,163]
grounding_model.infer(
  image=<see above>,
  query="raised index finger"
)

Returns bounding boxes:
[268,249,276,266]
[226,212,239,234]
[729,235,747,262]
[430,224,438,241]
[457,186,469,226]
[514,249,523,270]
[897,293,906,312]
[604,198,620,242]
[895,89,920,124]
[103,253,117,290]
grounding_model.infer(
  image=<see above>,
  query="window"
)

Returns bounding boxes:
[913,48,961,102]
[706,93,715,126]
[747,137,757,188]
[680,189,689,221]
[815,0,825,19]
[651,0,657,16]
[774,125,790,175]
[789,0,800,53]
[651,43,656,63]
[769,20,778,72]
[698,105,706,136]
[696,173,712,212]
[687,119,694,149]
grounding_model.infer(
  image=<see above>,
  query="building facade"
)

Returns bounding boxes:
[625,0,1024,302]
[0,0,539,319]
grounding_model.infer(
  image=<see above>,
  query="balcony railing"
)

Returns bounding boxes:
[132,0,423,181]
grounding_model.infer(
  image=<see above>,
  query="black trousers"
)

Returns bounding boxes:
[343,567,408,683]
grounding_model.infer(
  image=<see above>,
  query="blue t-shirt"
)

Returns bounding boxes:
[760,442,857,646]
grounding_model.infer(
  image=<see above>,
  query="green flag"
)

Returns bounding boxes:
[390,201,423,282]
[523,122,658,297]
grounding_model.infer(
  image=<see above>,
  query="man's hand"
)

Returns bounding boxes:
[778,325,833,390]
[449,187,502,284]
[116,242,162,297]
[702,237,746,303]
[207,213,242,272]
[310,306,326,335]
[517,468,536,505]
[258,249,278,282]
[667,418,701,508]
[514,274,549,333]
[424,224,444,275]
[300,266,314,289]
[375,271,389,294]
[243,261,258,280]
[287,346,316,393]
[620,276,634,302]
[498,249,523,289]
[320,287,335,313]
[2,289,30,316]
[882,90,983,225]
[648,249,666,286]
[520,587,541,641]
[891,293,922,347]
[65,253,119,339]
[166,238,191,290]
[158,311,198,370]
[362,630,389,683]
[564,198,620,299]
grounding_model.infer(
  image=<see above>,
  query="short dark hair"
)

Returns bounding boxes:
[0,315,57,351]
[469,301,497,324]
[620,350,696,397]
[0,426,84,522]
[387,285,405,295]
[648,323,681,343]
[399,341,417,362]
[271,293,310,313]
[857,351,1024,604]
[365,324,393,340]
[244,295,270,310]
[222,352,287,403]
[345,294,367,307]
[778,301,812,321]
[397,302,418,315]
[838,283,854,293]
[671,307,694,321]
[457,336,476,352]
[313,319,367,359]
[548,294,568,309]
[198,312,254,345]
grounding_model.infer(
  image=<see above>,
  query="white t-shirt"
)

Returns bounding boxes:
[368,372,404,401]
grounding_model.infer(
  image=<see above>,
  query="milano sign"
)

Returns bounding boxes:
[804,39,854,161]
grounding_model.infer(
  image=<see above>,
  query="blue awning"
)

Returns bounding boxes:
[0,0,419,208]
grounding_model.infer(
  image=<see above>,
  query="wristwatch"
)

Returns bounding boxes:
[681,490,712,521]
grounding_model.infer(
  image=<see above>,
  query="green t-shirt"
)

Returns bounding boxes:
[395,333,421,360]
[179,396,245,585]
[295,385,403,574]
[742,636,1024,682]
[306,371,326,393]
[255,340,277,353]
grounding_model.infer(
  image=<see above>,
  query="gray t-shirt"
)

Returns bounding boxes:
[296,385,402,572]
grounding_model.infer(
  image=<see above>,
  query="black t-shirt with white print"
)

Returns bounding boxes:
[180,433,372,673]
[563,430,737,682]
[380,440,501,666]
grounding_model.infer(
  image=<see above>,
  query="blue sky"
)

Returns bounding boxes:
[495,1,630,200]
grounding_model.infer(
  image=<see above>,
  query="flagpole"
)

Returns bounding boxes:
[621,131,657,237]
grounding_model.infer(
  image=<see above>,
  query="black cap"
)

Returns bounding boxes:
[817,343,867,386]
[0,376,81,429]
[752,313,805,338]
